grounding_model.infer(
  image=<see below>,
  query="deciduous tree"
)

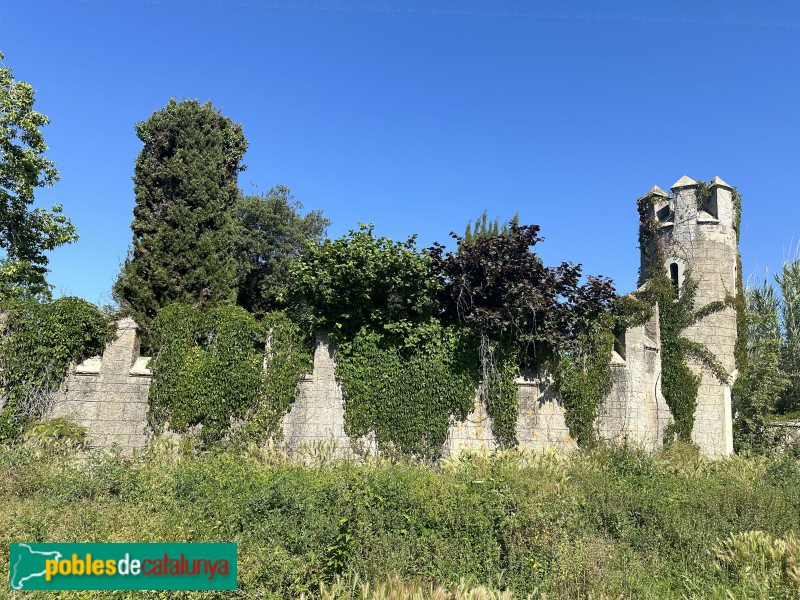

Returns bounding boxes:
[0,52,76,299]
[236,186,328,314]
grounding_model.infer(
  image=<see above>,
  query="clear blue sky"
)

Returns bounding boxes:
[2,0,799,306]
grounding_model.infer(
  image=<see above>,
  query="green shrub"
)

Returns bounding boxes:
[21,418,88,456]
[1,446,799,598]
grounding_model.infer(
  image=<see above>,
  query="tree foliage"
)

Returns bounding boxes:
[429,223,616,366]
[776,256,800,413]
[733,280,790,452]
[429,222,616,446]
[0,52,77,299]
[289,224,439,341]
[236,186,329,314]
[113,99,248,337]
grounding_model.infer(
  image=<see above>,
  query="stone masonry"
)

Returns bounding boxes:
[49,317,151,453]
[45,174,736,458]
[280,334,366,457]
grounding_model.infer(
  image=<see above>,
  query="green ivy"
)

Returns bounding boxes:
[637,187,730,443]
[731,187,748,374]
[336,321,477,459]
[481,341,519,448]
[0,297,113,441]
[557,316,615,446]
[238,311,312,443]
[148,304,266,445]
[650,274,728,442]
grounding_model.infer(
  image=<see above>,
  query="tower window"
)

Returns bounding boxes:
[670,263,679,289]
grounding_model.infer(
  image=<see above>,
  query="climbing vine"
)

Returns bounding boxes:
[0,297,113,441]
[731,187,747,374]
[556,315,615,445]
[336,321,477,459]
[239,311,312,443]
[480,340,518,448]
[429,222,616,447]
[148,304,266,445]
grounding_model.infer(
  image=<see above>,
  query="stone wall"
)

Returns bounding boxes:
[280,334,375,457]
[38,176,737,459]
[48,317,152,454]
[44,317,673,458]
[597,306,671,450]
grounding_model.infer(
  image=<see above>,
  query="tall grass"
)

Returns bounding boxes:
[1,441,799,598]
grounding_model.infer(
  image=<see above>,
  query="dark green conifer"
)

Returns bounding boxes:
[113,99,247,335]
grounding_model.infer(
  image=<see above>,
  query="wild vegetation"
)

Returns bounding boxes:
[2,49,800,455]
[0,440,799,598]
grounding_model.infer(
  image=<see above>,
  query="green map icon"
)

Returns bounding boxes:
[9,544,63,590]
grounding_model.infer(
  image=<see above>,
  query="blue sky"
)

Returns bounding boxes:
[1,0,799,306]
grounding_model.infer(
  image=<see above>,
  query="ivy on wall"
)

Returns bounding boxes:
[149,304,311,446]
[730,187,748,375]
[0,297,113,441]
[637,188,731,442]
[336,321,476,459]
[482,342,519,448]
[239,311,312,444]
[556,316,615,446]
[429,222,617,447]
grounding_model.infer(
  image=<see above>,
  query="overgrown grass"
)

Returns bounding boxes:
[1,441,799,598]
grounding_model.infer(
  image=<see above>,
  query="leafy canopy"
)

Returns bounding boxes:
[289,224,440,341]
[733,279,790,452]
[428,222,616,366]
[0,51,77,299]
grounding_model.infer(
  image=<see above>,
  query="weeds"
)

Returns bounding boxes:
[1,444,798,598]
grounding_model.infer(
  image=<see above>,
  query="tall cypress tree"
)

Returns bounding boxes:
[113,99,247,335]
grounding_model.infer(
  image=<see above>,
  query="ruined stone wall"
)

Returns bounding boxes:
[39,175,736,459]
[48,318,151,454]
[596,307,671,450]
[280,334,374,457]
[44,318,672,458]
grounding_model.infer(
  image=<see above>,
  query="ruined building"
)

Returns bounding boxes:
[47,175,737,457]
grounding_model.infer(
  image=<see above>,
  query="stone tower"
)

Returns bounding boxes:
[642,175,737,456]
